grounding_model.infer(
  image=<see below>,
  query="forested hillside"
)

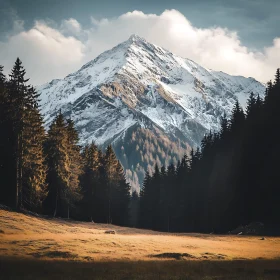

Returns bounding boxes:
[38,35,265,192]
[0,59,131,225]
[139,69,280,233]
[0,58,279,234]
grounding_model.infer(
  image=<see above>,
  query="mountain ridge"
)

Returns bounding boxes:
[38,35,265,190]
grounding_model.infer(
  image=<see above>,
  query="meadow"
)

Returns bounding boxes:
[1,209,280,279]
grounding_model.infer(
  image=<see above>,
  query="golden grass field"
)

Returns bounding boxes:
[1,209,280,279]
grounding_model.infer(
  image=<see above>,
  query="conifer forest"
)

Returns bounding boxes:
[0,59,280,234]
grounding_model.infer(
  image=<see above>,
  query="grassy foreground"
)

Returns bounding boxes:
[1,258,280,280]
[0,209,280,279]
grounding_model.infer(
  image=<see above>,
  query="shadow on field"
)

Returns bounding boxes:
[149,252,197,260]
[1,257,280,280]
[29,250,79,259]
[149,252,228,260]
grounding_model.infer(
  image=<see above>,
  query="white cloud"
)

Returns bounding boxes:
[0,20,84,85]
[0,9,279,85]
[61,18,81,36]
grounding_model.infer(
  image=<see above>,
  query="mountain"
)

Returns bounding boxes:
[38,34,265,191]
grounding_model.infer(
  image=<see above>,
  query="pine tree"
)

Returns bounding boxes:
[112,160,131,225]
[65,118,82,218]
[104,145,120,224]
[1,59,47,211]
[151,164,161,230]
[94,145,132,225]
[80,142,101,221]
[158,165,167,231]
[8,58,30,209]
[230,100,245,132]
[165,163,176,231]
[246,92,256,117]
[139,170,153,229]
[177,155,191,232]
[0,65,5,83]
[274,68,280,85]
[0,66,13,206]
[129,190,140,227]
[264,80,273,104]
[22,97,47,211]
[44,113,72,217]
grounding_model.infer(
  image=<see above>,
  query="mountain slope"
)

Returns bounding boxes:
[38,35,265,190]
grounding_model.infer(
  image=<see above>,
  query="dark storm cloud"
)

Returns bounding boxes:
[0,0,21,38]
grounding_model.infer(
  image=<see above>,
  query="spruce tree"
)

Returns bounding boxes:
[112,160,131,225]
[8,58,30,209]
[246,92,256,117]
[220,113,229,140]
[44,113,71,217]
[22,98,47,211]
[0,65,5,83]
[274,68,280,85]
[104,145,118,223]
[65,118,82,218]
[139,170,153,229]
[165,163,176,232]
[129,190,140,227]
[158,165,167,231]
[94,145,131,225]
[151,164,161,230]
[230,100,245,132]
[1,59,47,211]
[80,142,101,221]
[0,66,13,206]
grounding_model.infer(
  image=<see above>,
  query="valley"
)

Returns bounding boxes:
[1,209,280,279]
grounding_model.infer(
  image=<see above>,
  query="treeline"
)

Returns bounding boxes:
[1,58,279,234]
[0,59,130,225]
[138,69,280,233]
[115,125,189,192]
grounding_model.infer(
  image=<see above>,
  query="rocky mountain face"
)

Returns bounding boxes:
[38,35,265,191]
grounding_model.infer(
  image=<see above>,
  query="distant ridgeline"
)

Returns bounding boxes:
[0,59,279,233]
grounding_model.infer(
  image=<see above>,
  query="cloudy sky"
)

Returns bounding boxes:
[0,0,279,85]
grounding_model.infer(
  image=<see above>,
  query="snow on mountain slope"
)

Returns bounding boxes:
[38,34,265,190]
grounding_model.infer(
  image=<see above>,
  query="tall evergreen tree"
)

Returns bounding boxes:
[80,143,101,221]
[111,160,131,225]
[165,163,177,232]
[8,58,30,209]
[44,113,81,217]
[22,96,47,211]
[274,68,280,85]
[139,170,153,229]
[129,190,140,227]
[65,118,82,218]
[0,65,13,206]
[44,113,70,216]
[104,145,119,224]
[0,65,5,82]
[246,92,256,117]
[0,60,47,210]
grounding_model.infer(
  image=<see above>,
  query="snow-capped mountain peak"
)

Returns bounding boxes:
[38,35,265,190]
[128,34,146,42]
[39,34,265,145]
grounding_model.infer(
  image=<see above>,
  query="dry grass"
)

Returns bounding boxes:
[1,257,280,280]
[0,209,280,279]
